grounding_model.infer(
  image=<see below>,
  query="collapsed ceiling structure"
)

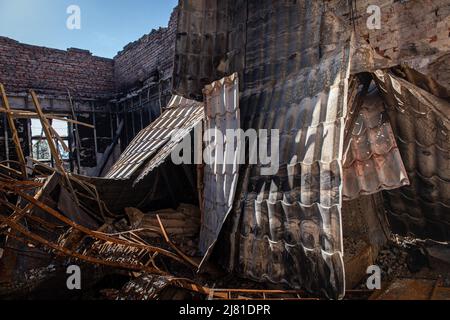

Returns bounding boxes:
[0,0,449,300]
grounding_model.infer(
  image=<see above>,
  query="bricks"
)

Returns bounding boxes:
[0,37,115,98]
[355,0,450,66]
[114,8,178,92]
[0,7,179,98]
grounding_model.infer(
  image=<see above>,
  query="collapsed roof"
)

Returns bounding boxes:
[0,0,449,300]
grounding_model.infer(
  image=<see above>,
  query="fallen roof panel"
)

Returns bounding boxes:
[106,95,204,180]
[226,3,351,299]
[174,0,354,300]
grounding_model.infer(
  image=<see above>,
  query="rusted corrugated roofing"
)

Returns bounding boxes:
[343,89,410,201]
[199,73,240,262]
[106,95,204,180]
[374,70,450,241]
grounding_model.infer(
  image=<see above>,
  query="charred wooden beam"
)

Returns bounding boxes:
[0,84,27,178]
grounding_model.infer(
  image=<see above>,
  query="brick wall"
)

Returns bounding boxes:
[354,0,450,87]
[0,37,115,98]
[0,6,180,175]
[0,7,179,97]
[114,8,178,92]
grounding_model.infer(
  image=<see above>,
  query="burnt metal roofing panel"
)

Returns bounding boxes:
[343,89,410,201]
[235,40,350,299]
[224,3,353,300]
[175,0,354,299]
[105,95,204,180]
[233,55,350,299]
[173,0,233,100]
[199,74,240,262]
[374,71,450,241]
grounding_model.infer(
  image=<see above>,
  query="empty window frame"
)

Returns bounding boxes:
[31,118,70,163]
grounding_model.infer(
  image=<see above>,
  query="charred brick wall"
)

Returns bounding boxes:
[355,0,449,63]
[114,8,178,92]
[0,37,115,98]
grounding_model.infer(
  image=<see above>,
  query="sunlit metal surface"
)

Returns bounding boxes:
[106,95,204,180]
[199,73,240,263]
[343,89,410,201]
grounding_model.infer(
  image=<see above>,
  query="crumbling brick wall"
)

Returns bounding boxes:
[0,37,115,98]
[114,8,178,92]
[0,6,180,176]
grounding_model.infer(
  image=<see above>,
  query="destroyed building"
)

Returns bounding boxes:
[0,0,449,300]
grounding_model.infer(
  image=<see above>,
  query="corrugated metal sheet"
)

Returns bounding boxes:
[135,106,204,184]
[106,95,204,180]
[374,70,450,241]
[174,0,354,299]
[230,3,352,299]
[233,60,350,299]
[343,89,410,201]
[171,0,450,298]
[173,0,233,100]
[199,73,240,261]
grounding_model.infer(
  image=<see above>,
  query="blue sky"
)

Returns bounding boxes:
[0,0,178,58]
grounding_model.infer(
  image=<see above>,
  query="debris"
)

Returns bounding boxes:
[1,0,449,300]
[376,240,412,280]
[116,273,316,301]
[124,205,200,240]
[370,278,450,300]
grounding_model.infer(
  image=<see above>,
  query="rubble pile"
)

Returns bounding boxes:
[376,242,410,280]
[375,234,450,281]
